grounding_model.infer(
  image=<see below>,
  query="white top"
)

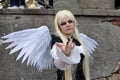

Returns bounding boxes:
[50,45,84,70]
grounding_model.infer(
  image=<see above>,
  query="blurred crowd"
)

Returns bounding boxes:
[0,0,53,9]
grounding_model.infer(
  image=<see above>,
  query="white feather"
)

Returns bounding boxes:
[2,26,53,71]
[80,33,98,56]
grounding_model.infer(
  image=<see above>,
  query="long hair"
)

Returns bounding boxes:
[54,10,91,80]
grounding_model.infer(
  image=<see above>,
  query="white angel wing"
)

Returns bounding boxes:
[80,33,98,56]
[1,26,53,71]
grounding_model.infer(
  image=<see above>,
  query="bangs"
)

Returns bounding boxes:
[56,11,76,25]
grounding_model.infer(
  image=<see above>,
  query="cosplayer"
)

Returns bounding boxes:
[1,10,98,80]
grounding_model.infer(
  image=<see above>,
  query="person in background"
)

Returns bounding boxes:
[115,0,120,9]
[25,0,44,9]
[8,0,25,9]
[25,0,53,9]
[37,0,53,9]
[0,0,4,9]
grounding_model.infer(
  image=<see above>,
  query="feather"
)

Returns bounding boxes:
[1,26,53,71]
[80,33,98,56]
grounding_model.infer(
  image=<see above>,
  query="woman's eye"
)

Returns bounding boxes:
[60,22,66,26]
[68,20,73,23]
[60,20,73,26]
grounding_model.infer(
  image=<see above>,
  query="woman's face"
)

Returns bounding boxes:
[59,16,75,38]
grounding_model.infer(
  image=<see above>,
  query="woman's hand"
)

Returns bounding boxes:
[55,38,75,56]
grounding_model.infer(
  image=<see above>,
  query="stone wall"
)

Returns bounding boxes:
[0,9,120,80]
[54,0,115,9]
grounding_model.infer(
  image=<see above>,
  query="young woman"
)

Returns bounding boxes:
[51,10,91,80]
[2,10,98,80]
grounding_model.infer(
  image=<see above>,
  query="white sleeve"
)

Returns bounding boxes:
[50,45,84,70]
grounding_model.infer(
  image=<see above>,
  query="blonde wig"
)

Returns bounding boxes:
[54,10,91,80]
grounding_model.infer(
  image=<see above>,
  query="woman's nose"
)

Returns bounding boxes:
[66,22,70,26]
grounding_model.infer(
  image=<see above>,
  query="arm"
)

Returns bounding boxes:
[50,45,84,70]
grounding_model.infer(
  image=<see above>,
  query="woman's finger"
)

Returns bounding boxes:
[55,42,64,49]
[70,43,75,49]
[65,41,69,50]
[68,38,74,48]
